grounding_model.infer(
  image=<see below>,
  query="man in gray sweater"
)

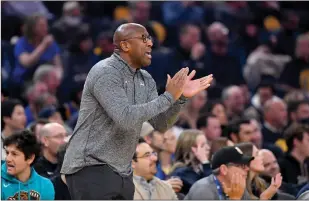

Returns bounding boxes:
[61,23,213,199]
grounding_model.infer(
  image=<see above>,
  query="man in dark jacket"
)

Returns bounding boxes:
[61,23,213,200]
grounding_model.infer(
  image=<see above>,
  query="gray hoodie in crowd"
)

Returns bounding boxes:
[61,53,187,176]
[185,174,251,200]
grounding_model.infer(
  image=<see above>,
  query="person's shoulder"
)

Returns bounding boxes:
[37,174,54,193]
[153,177,172,188]
[186,175,216,199]
[89,57,122,77]
[194,175,213,186]
[140,69,153,80]
[36,173,53,185]
[15,36,27,44]
[14,37,28,48]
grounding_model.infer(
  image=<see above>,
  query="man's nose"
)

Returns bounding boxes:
[151,154,157,162]
[147,38,153,47]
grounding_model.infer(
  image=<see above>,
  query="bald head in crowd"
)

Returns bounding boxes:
[263,99,288,130]
[258,149,280,178]
[39,123,67,160]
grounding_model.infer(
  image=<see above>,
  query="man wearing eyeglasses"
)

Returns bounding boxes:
[132,139,178,199]
[61,22,213,200]
[34,122,67,178]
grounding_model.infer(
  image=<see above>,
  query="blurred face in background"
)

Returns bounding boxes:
[204,116,222,142]
[45,71,61,94]
[41,123,67,156]
[225,87,245,115]
[265,101,288,129]
[210,31,228,56]
[296,38,309,59]
[190,90,207,111]
[97,35,114,55]
[246,24,258,37]
[180,25,201,51]
[145,131,165,152]
[4,105,26,130]
[27,82,48,104]
[291,103,309,122]
[211,103,228,126]
[131,2,150,24]
[296,132,309,158]
[35,17,48,39]
[80,37,93,53]
[259,150,280,178]
[163,129,177,154]
[250,119,263,148]
[258,87,274,106]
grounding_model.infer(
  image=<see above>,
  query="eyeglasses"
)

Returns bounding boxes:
[123,35,152,43]
[46,133,67,140]
[136,151,157,159]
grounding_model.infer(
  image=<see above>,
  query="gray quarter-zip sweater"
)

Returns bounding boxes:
[61,53,187,176]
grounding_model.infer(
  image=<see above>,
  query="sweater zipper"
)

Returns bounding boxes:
[133,71,138,104]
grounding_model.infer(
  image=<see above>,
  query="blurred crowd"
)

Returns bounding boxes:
[1,1,309,200]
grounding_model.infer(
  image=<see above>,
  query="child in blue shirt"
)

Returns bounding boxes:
[1,129,54,200]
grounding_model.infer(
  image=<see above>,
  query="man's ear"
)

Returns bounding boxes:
[144,136,152,145]
[230,133,238,144]
[26,154,35,166]
[120,41,130,52]
[132,160,136,169]
[3,116,11,125]
[220,165,228,176]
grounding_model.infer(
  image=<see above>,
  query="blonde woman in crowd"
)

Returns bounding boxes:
[169,129,211,195]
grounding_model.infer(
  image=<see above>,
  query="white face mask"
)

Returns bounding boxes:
[63,16,81,26]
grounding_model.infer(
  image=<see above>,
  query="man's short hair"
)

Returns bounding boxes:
[256,81,275,94]
[27,118,50,133]
[227,118,251,140]
[3,129,41,166]
[288,100,309,116]
[33,64,55,83]
[197,113,217,129]
[221,85,239,101]
[1,99,23,130]
[132,138,147,161]
[284,123,309,152]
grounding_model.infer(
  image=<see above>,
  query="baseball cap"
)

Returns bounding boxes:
[211,146,254,170]
[140,122,154,137]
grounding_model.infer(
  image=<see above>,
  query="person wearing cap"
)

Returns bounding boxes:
[185,146,252,200]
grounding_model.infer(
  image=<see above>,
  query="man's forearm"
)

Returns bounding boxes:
[149,96,188,133]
